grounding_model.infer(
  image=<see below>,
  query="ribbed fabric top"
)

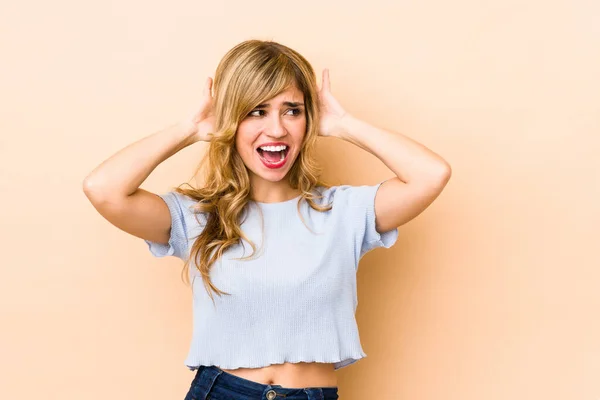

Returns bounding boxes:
[143,182,398,371]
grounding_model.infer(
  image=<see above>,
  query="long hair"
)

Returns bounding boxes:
[173,39,333,303]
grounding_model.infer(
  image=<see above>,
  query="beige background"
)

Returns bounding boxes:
[1,0,599,399]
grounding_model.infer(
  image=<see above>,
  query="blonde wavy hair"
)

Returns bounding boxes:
[172,39,334,303]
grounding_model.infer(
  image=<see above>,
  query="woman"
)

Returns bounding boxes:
[83,39,451,399]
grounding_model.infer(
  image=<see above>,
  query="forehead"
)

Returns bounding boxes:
[262,85,304,104]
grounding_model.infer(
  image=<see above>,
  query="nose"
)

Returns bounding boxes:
[266,114,286,137]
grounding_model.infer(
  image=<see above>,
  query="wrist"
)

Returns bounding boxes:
[176,119,197,137]
[337,113,360,140]
[172,121,201,146]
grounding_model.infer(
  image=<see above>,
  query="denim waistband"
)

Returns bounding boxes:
[188,364,339,400]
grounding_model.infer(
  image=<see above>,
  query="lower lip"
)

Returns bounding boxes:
[257,149,289,169]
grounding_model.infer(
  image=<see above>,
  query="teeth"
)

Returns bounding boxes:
[259,145,287,152]
[258,147,287,164]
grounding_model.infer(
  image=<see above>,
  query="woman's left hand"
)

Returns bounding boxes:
[318,69,350,137]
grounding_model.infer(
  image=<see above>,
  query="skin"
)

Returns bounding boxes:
[217,362,338,389]
[235,84,307,204]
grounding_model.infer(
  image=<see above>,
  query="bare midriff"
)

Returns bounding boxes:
[217,361,338,389]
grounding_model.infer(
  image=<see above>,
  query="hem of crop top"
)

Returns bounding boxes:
[184,354,366,372]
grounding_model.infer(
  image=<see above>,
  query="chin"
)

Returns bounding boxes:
[258,171,289,182]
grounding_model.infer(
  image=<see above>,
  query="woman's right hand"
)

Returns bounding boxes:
[181,77,215,143]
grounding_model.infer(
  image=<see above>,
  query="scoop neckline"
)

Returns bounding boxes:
[251,194,303,206]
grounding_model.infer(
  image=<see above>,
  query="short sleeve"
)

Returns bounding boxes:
[143,191,193,260]
[330,181,399,260]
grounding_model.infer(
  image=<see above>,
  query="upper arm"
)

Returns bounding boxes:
[83,187,191,259]
[374,171,452,233]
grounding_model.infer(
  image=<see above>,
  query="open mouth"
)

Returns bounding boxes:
[257,147,289,161]
[256,146,290,168]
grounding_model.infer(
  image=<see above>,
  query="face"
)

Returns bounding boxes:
[235,85,306,186]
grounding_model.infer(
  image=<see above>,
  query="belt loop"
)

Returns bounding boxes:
[194,366,222,398]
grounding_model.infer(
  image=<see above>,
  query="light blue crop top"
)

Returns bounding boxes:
[143,181,398,371]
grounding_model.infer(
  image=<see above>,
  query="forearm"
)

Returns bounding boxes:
[82,122,197,199]
[337,115,451,184]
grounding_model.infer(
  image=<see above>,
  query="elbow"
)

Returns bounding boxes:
[82,176,107,201]
[440,162,452,180]
[438,163,452,184]
[428,161,452,187]
[82,176,96,195]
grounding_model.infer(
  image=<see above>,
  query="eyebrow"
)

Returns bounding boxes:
[254,101,305,109]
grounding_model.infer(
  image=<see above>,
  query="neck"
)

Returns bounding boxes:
[250,181,300,204]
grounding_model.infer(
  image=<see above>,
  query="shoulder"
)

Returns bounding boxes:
[161,191,197,211]
[162,191,209,224]
[313,183,381,208]
[173,191,199,207]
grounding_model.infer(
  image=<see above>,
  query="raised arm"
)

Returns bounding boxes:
[317,69,451,232]
[82,78,215,245]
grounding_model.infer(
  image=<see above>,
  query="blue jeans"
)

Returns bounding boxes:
[184,365,339,400]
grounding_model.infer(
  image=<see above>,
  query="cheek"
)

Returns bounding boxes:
[293,120,307,138]
[237,120,259,138]
[235,127,256,156]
